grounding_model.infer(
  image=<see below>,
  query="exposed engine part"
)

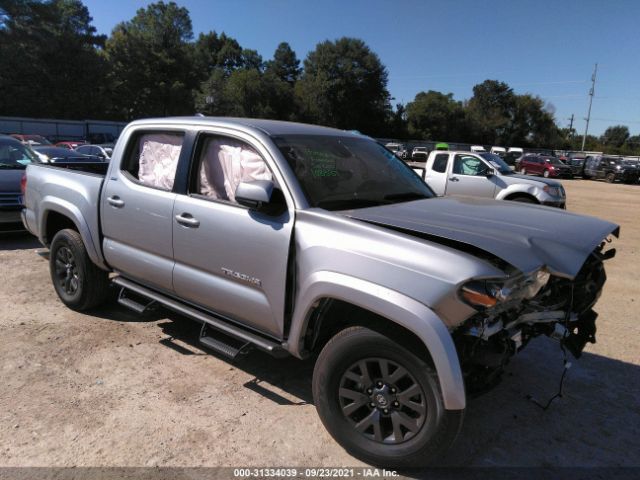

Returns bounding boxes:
[454,249,607,395]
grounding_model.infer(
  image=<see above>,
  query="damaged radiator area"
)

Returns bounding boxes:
[453,245,612,395]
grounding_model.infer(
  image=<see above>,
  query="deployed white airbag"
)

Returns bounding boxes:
[137,133,183,190]
[199,139,272,202]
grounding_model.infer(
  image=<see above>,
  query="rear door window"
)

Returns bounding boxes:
[121,131,184,191]
[431,153,449,173]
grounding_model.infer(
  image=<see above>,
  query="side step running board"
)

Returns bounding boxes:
[112,276,288,358]
[199,323,252,360]
[117,287,157,314]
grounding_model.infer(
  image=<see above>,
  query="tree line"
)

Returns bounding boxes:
[0,0,638,153]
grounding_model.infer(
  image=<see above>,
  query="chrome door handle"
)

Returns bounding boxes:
[449,177,460,182]
[107,196,125,207]
[175,213,200,228]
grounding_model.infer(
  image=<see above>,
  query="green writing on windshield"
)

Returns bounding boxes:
[305,148,338,177]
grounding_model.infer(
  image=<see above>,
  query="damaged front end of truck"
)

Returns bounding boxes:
[454,237,617,394]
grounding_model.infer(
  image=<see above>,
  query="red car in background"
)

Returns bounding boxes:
[55,140,87,149]
[518,154,573,178]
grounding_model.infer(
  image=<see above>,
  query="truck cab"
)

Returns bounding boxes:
[421,150,566,207]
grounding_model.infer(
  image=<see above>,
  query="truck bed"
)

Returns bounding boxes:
[42,161,109,175]
[22,162,107,268]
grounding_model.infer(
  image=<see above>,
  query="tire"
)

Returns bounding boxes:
[49,228,109,311]
[520,167,527,175]
[543,170,550,178]
[509,195,537,204]
[312,326,464,468]
[606,173,616,183]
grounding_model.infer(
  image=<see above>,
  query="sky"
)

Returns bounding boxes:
[83,0,640,136]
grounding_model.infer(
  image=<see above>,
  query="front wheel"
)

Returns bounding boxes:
[49,229,109,311]
[543,170,550,178]
[520,167,527,175]
[510,195,537,204]
[606,173,616,183]
[313,327,464,468]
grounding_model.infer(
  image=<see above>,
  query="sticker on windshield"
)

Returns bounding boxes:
[305,148,338,177]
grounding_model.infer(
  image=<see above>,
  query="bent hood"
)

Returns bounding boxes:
[341,197,619,279]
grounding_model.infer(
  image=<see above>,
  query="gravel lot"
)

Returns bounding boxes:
[0,179,638,468]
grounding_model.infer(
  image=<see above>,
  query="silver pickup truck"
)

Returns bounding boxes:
[22,117,618,467]
[411,150,567,207]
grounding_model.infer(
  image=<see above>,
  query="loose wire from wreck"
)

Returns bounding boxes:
[526,284,574,411]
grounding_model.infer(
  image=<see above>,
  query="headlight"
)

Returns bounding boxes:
[543,185,561,197]
[460,269,550,310]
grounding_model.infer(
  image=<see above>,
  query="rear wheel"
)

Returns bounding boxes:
[606,173,616,183]
[313,326,464,467]
[520,167,527,175]
[49,229,109,311]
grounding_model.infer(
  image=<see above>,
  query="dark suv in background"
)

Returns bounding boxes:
[583,156,640,183]
[567,157,586,177]
[0,135,37,231]
[518,154,573,178]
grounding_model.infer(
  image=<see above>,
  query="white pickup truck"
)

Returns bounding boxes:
[412,150,566,208]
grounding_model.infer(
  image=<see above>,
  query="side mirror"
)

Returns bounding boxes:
[235,179,275,210]
[484,168,496,177]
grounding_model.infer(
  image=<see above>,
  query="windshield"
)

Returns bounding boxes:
[479,152,513,174]
[603,157,622,165]
[0,140,37,169]
[26,135,52,145]
[274,134,434,210]
[543,157,564,165]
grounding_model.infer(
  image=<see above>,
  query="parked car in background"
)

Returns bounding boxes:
[0,135,38,231]
[75,144,113,160]
[384,142,408,159]
[567,157,586,177]
[420,150,566,207]
[411,146,429,160]
[86,132,117,144]
[55,140,87,150]
[583,155,640,183]
[470,145,486,153]
[32,146,104,163]
[504,151,523,170]
[490,146,506,157]
[508,147,523,156]
[518,154,573,178]
[10,134,52,146]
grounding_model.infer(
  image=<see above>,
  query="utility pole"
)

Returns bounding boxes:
[568,113,574,141]
[581,63,598,151]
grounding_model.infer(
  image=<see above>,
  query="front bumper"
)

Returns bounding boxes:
[549,170,573,178]
[618,171,640,183]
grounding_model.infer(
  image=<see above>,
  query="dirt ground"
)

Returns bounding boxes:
[0,179,638,469]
